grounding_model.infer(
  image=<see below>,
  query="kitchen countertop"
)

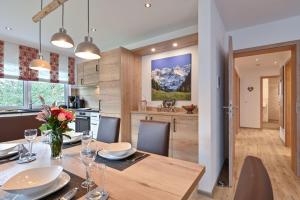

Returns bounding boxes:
[131,110,198,117]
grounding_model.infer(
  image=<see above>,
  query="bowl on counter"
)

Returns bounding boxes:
[182,104,197,114]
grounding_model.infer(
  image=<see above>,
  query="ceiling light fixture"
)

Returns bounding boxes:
[91,28,96,32]
[145,3,151,8]
[51,3,74,48]
[75,0,101,60]
[5,26,12,31]
[151,48,156,52]
[30,0,50,71]
[172,42,178,47]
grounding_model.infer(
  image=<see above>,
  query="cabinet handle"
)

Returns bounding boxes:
[91,123,98,125]
[145,116,148,120]
[96,64,99,72]
[81,78,83,85]
[173,118,176,132]
[150,116,153,120]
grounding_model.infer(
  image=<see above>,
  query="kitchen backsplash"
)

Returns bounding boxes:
[71,86,100,109]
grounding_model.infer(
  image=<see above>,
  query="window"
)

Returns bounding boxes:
[31,82,66,106]
[0,79,24,107]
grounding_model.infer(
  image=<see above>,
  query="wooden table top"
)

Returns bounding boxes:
[0,140,205,200]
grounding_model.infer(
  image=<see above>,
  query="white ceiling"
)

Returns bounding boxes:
[215,0,300,31]
[235,51,291,73]
[0,0,197,55]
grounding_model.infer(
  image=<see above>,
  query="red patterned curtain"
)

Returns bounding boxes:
[19,45,39,81]
[0,40,3,78]
[68,57,75,85]
[50,52,59,83]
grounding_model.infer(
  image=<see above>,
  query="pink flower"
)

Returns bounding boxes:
[57,113,66,121]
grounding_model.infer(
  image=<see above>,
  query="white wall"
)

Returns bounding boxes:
[141,45,198,107]
[228,15,300,50]
[198,0,226,194]
[239,66,279,128]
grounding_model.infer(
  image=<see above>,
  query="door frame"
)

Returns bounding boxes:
[260,75,280,129]
[234,40,300,176]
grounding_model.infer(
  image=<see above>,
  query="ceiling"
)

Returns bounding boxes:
[215,0,300,31]
[235,51,291,73]
[0,0,197,55]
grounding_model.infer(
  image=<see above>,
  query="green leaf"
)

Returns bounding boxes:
[39,124,50,132]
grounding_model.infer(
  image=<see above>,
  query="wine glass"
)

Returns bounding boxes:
[24,129,37,160]
[80,142,98,188]
[81,130,93,153]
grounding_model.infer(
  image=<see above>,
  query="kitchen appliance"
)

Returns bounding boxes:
[68,96,84,108]
[75,111,90,132]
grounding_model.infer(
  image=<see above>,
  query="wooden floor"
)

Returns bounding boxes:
[190,128,300,200]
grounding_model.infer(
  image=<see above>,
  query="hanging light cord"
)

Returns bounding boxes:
[87,0,90,37]
[39,0,43,54]
[62,3,64,28]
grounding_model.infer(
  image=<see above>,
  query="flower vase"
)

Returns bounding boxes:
[49,132,63,159]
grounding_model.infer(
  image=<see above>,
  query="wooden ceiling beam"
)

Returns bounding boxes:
[32,0,69,23]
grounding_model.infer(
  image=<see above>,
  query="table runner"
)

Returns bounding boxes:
[95,151,149,171]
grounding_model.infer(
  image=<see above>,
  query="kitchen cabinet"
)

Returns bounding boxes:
[131,111,198,163]
[77,60,100,86]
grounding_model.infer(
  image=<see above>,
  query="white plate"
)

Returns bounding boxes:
[1,166,63,194]
[103,142,132,157]
[0,143,19,156]
[0,172,70,200]
[98,148,137,160]
[63,132,82,144]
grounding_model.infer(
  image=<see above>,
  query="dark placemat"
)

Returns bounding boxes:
[41,170,97,200]
[0,152,19,165]
[63,141,82,149]
[95,151,149,171]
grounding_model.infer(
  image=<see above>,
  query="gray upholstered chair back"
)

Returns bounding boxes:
[137,120,170,156]
[234,156,273,200]
[97,116,120,143]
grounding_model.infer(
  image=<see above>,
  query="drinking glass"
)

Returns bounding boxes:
[80,142,98,188]
[24,129,37,159]
[87,163,108,199]
[81,130,93,153]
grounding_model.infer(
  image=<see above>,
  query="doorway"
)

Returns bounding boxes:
[261,76,280,130]
[225,41,300,188]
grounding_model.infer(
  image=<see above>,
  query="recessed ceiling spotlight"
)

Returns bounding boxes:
[151,48,156,52]
[172,42,178,47]
[255,58,259,62]
[145,1,152,8]
[274,61,278,65]
[91,28,96,32]
[5,26,12,31]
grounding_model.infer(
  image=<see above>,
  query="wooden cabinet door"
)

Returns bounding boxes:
[172,116,198,163]
[83,60,99,85]
[131,113,148,148]
[77,63,84,85]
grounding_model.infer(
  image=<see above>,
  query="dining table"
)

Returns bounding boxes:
[0,138,205,200]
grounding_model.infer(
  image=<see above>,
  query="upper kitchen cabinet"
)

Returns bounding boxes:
[76,60,100,86]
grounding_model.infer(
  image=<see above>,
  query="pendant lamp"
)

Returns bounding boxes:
[75,0,101,60]
[30,0,50,71]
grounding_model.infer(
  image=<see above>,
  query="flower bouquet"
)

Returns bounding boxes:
[36,96,75,159]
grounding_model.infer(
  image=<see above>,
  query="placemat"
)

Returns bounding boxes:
[63,141,82,149]
[41,169,97,200]
[95,151,149,171]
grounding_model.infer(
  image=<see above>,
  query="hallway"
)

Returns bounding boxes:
[191,128,300,200]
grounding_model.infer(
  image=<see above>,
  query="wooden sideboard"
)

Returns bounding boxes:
[131,111,198,163]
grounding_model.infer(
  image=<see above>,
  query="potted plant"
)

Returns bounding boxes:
[36,97,75,159]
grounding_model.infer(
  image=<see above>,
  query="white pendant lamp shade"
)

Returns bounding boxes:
[30,54,51,71]
[75,36,100,59]
[75,0,101,60]
[51,28,74,48]
[30,0,50,71]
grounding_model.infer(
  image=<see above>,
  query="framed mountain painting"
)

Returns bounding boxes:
[151,53,192,101]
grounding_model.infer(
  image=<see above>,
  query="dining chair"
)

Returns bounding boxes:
[97,116,120,143]
[137,120,170,156]
[234,156,273,200]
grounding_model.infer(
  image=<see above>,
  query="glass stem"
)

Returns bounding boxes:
[86,166,89,182]
[29,141,32,158]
